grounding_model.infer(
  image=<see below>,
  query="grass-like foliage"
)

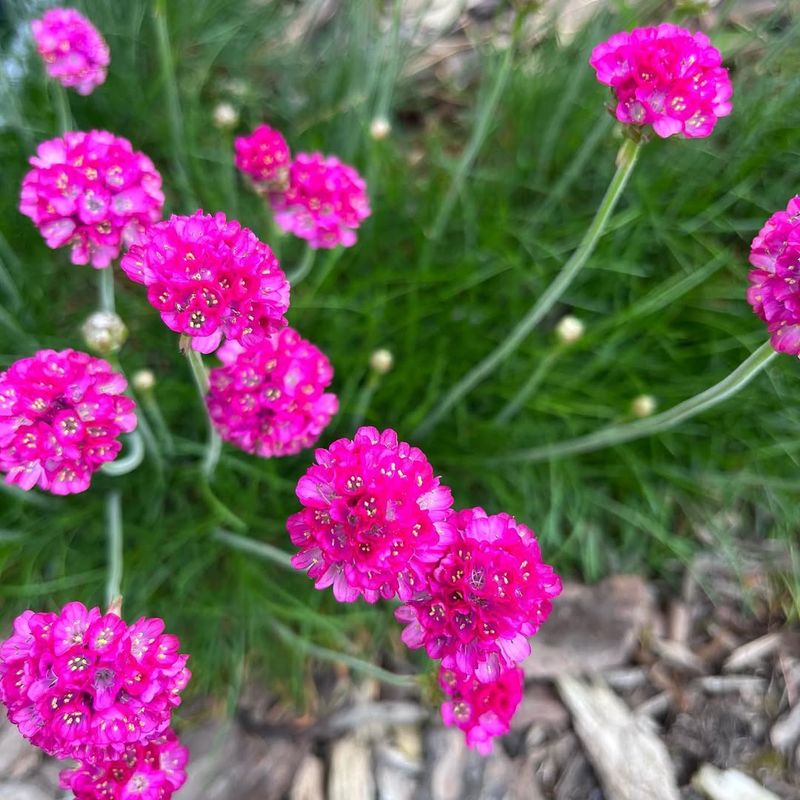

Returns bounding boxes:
[0,0,798,698]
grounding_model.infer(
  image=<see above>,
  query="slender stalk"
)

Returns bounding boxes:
[214,528,294,571]
[140,391,175,457]
[287,247,316,285]
[52,83,73,134]
[184,345,222,479]
[415,137,642,438]
[185,345,210,395]
[98,266,115,313]
[104,490,123,608]
[352,372,380,429]
[102,431,145,475]
[496,348,562,424]
[489,341,777,464]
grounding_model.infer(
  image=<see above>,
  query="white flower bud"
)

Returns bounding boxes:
[369,117,391,141]
[213,102,239,129]
[555,315,584,344]
[81,311,127,355]
[632,394,657,418]
[369,348,394,375]
[132,369,156,392]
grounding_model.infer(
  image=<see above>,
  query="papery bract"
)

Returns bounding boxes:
[0,349,136,495]
[439,664,523,755]
[234,124,291,189]
[396,507,561,682]
[269,152,371,249]
[0,603,190,762]
[19,130,164,268]
[31,8,109,95]
[589,23,732,139]
[287,426,454,603]
[207,329,338,457]
[120,210,290,354]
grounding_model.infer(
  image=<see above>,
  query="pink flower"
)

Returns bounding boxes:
[589,23,732,139]
[31,8,110,96]
[269,152,371,249]
[396,508,561,682]
[747,196,800,354]
[0,349,137,495]
[287,427,454,603]
[439,664,523,755]
[19,130,164,268]
[207,329,338,458]
[120,210,290,354]
[0,602,190,762]
[60,730,188,799]
[234,124,291,189]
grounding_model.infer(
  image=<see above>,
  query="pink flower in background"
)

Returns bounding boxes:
[0,602,190,762]
[287,426,454,603]
[120,210,290,354]
[269,152,371,249]
[747,196,800,354]
[439,664,523,755]
[589,23,732,138]
[234,124,291,189]
[19,130,164,268]
[31,8,110,96]
[396,507,561,683]
[0,349,136,495]
[207,329,338,458]
[60,729,188,799]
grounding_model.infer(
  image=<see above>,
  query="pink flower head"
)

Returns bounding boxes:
[439,664,523,755]
[60,730,188,799]
[589,23,732,139]
[207,329,338,458]
[234,124,291,189]
[396,507,562,683]
[747,196,800,355]
[31,8,110,96]
[0,349,136,495]
[120,210,290,354]
[269,152,371,249]
[287,426,455,603]
[19,130,164,268]
[0,602,190,762]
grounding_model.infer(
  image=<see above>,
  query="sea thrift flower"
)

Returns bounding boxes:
[0,349,136,495]
[396,507,561,682]
[747,196,800,355]
[234,124,291,188]
[0,602,190,761]
[207,329,338,457]
[19,130,164,268]
[31,8,110,96]
[439,664,524,755]
[287,426,454,603]
[120,210,290,354]
[269,152,371,249]
[60,731,188,799]
[589,23,732,138]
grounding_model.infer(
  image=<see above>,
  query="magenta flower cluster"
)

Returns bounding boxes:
[0,602,190,762]
[31,8,110,96]
[20,130,165,268]
[288,427,561,751]
[589,23,732,139]
[207,329,338,458]
[0,349,136,495]
[234,124,291,189]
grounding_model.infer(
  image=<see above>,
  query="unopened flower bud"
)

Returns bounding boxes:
[632,394,657,418]
[370,348,394,375]
[81,310,127,355]
[370,117,392,141]
[132,369,156,392]
[555,315,584,344]
[213,102,239,129]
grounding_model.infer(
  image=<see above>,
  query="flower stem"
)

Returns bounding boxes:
[102,431,145,475]
[496,347,562,424]
[490,341,777,464]
[185,344,210,395]
[352,371,380,429]
[213,528,294,571]
[52,83,73,134]
[287,247,316,285]
[98,266,116,313]
[104,490,123,608]
[183,345,222,478]
[414,136,642,439]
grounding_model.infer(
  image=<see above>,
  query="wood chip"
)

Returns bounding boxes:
[289,755,325,800]
[691,764,782,800]
[557,675,681,800]
[770,702,800,753]
[328,737,375,800]
[697,675,767,698]
[652,638,707,674]
[0,721,40,779]
[723,633,782,673]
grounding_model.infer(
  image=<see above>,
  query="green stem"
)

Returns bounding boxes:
[352,372,380,429]
[52,83,73,134]
[496,348,562,424]
[185,345,210,395]
[415,136,642,438]
[104,490,123,608]
[490,341,777,464]
[102,431,145,475]
[214,528,294,571]
[287,247,316,285]
[141,392,175,457]
[98,267,116,313]
[184,345,222,479]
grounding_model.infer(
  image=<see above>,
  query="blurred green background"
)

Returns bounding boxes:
[0,0,798,700]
